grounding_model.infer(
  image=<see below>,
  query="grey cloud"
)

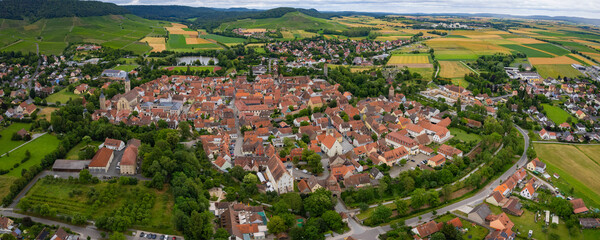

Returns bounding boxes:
[101,0,600,19]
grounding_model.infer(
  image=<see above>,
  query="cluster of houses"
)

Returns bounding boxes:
[141,71,466,197]
[51,137,140,176]
[411,217,464,239]
[0,217,78,240]
[511,71,600,142]
[210,202,269,240]
[265,37,423,67]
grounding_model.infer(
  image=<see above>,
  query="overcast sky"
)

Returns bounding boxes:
[101,0,600,19]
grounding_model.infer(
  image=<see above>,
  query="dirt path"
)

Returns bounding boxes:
[0,39,23,50]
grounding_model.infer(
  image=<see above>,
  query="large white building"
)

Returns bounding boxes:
[265,156,293,194]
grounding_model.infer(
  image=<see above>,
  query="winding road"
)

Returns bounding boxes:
[328,125,530,239]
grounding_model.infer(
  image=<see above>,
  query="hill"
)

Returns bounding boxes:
[215,12,349,32]
[0,14,166,55]
[0,0,128,20]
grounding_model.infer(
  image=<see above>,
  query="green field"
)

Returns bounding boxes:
[0,123,32,154]
[450,128,482,142]
[556,41,597,52]
[534,143,600,208]
[22,179,178,234]
[488,204,582,240]
[524,43,571,56]
[436,214,488,240]
[216,12,348,32]
[65,141,102,160]
[113,64,138,72]
[541,104,574,124]
[167,34,221,50]
[0,15,166,55]
[501,44,554,57]
[535,64,582,79]
[200,34,245,45]
[435,51,480,60]
[0,175,16,201]
[1,133,59,176]
[45,88,82,104]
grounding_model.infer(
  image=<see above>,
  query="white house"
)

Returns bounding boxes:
[520,181,536,200]
[265,156,293,194]
[100,138,125,151]
[321,135,343,157]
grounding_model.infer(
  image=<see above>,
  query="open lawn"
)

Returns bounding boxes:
[23,179,178,234]
[113,64,138,72]
[541,104,574,124]
[408,67,434,81]
[449,128,481,142]
[0,123,32,154]
[488,205,575,240]
[45,88,82,104]
[435,214,488,240]
[534,143,600,208]
[535,64,582,79]
[439,61,473,78]
[65,141,102,160]
[1,133,59,176]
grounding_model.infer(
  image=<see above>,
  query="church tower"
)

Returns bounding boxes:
[99,91,106,110]
[124,78,131,93]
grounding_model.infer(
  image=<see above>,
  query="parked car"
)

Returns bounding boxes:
[140,233,145,238]
[411,159,415,162]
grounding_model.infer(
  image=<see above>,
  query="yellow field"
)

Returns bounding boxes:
[510,38,545,44]
[427,38,511,53]
[141,37,166,52]
[246,43,265,48]
[465,34,502,39]
[529,55,578,65]
[185,37,211,44]
[439,61,473,78]
[534,144,600,204]
[582,52,600,62]
[242,28,267,33]
[165,23,197,36]
[569,54,595,65]
[388,55,430,64]
[141,37,165,44]
[38,107,58,121]
[375,35,411,41]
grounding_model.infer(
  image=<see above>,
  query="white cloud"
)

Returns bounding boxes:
[102,0,600,19]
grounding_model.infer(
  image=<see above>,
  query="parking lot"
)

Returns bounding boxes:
[130,230,183,240]
[389,153,430,178]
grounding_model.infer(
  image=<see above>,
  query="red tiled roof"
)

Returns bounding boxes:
[89,148,113,167]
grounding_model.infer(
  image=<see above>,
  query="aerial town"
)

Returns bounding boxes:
[1,1,600,240]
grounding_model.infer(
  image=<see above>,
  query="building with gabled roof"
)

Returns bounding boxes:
[265,156,293,193]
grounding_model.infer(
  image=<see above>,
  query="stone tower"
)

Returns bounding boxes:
[324,63,328,78]
[99,91,106,110]
[388,85,395,99]
[124,77,131,93]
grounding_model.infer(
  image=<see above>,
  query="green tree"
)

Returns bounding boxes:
[322,210,344,231]
[304,191,332,217]
[371,205,392,224]
[430,232,446,240]
[395,199,409,216]
[243,173,259,185]
[410,188,426,209]
[187,211,214,240]
[79,169,92,184]
[267,216,287,234]
[109,232,126,240]
[213,228,230,240]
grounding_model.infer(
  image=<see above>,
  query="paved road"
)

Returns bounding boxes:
[528,171,556,192]
[329,125,530,239]
[365,143,505,209]
[0,210,106,239]
[1,132,47,157]
[403,125,529,227]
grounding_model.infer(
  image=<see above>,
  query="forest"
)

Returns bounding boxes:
[0,0,128,20]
